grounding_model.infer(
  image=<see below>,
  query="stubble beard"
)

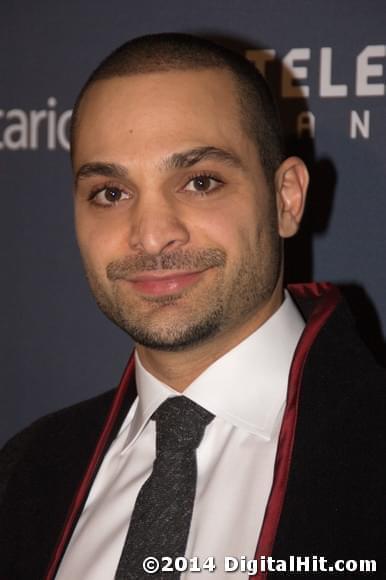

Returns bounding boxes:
[84,231,281,352]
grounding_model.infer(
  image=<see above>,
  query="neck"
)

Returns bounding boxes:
[136,287,284,391]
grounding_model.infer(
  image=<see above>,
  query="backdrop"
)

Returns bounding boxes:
[1,0,385,445]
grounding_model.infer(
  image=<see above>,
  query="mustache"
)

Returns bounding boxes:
[106,249,226,280]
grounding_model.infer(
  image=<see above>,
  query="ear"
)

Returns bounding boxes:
[275,156,309,238]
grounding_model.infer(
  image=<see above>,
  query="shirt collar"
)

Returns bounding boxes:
[121,291,304,449]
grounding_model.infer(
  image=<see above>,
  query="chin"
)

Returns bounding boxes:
[121,313,223,352]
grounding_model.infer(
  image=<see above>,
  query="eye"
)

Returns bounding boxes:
[89,186,129,207]
[183,174,223,195]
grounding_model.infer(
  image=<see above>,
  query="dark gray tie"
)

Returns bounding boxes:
[115,396,214,579]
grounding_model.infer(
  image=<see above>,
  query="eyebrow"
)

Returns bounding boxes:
[161,146,244,170]
[75,146,243,185]
[75,162,128,185]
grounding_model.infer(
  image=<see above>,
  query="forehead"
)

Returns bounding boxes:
[73,69,255,167]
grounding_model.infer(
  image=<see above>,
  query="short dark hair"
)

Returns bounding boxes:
[71,33,284,185]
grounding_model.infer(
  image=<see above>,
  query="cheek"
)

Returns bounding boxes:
[75,218,121,276]
[193,203,253,246]
[75,203,128,257]
[201,204,261,253]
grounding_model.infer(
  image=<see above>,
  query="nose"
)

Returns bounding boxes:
[128,194,190,255]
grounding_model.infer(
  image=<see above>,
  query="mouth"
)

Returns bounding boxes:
[125,269,208,296]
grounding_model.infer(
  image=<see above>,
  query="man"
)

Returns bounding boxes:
[0,33,385,579]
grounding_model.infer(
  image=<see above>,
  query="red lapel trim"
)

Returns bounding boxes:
[45,354,135,579]
[250,283,341,579]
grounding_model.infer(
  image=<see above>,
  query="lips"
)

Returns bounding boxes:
[126,270,205,296]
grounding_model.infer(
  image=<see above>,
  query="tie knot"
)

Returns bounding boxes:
[152,396,214,453]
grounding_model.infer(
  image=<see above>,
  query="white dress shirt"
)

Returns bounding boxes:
[57,292,304,579]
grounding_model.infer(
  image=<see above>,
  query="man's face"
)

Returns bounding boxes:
[73,68,283,351]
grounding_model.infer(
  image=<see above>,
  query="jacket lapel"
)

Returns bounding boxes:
[252,284,341,578]
[45,355,137,579]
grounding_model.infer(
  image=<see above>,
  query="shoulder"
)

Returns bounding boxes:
[0,389,116,502]
[291,283,386,401]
